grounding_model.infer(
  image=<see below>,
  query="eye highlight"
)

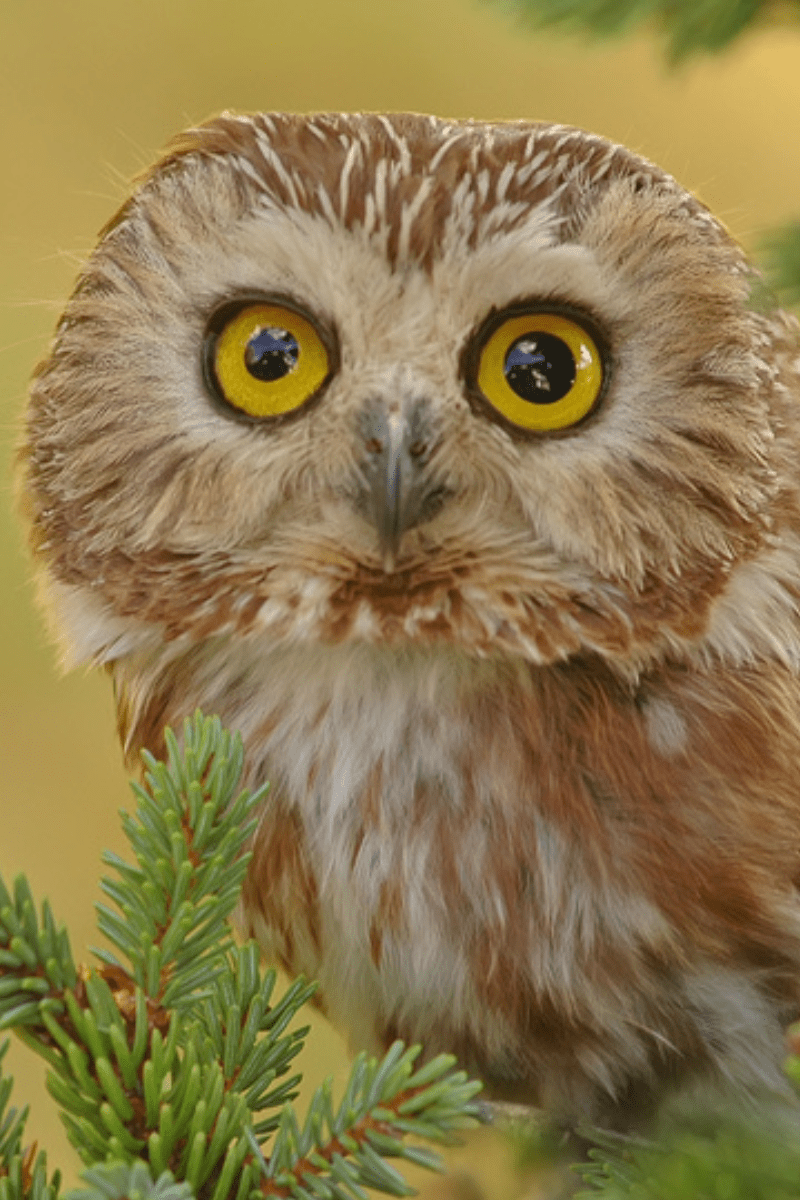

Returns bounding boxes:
[205,300,333,419]
[471,308,605,433]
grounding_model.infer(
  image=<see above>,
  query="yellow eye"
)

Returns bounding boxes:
[205,300,333,419]
[474,310,604,432]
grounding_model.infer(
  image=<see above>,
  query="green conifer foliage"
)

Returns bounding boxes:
[0,715,481,1200]
[487,0,800,306]
[492,0,799,60]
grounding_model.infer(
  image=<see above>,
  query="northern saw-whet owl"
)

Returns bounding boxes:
[20,111,800,1128]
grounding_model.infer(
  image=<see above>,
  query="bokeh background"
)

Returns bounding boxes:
[1,1,799,1194]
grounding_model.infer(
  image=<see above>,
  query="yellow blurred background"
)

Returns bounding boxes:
[1,1,799,1195]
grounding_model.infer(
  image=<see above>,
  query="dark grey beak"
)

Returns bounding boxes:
[356,398,447,573]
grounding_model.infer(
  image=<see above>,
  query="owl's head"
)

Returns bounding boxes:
[21,112,799,677]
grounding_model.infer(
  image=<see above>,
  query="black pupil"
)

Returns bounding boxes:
[504,333,576,404]
[245,326,299,381]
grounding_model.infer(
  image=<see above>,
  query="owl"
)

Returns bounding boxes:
[19,111,800,1129]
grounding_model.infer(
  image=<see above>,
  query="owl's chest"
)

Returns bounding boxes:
[240,645,685,1050]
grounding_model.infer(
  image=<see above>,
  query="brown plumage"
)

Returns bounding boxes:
[19,111,800,1126]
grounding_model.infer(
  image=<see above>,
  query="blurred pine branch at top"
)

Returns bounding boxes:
[489,0,800,61]
[485,0,800,309]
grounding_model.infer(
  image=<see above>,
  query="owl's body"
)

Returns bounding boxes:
[21,112,800,1124]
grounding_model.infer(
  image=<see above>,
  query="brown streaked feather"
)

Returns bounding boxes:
[19,110,800,1126]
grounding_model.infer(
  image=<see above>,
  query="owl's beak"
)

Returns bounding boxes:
[356,398,445,573]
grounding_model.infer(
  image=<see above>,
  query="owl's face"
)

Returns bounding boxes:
[23,113,782,677]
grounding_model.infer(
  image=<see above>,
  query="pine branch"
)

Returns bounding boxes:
[490,0,800,61]
[484,0,800,307]
[762,221,800,310]
[67,1163,192,1200]
[260,1044,481,1200]
[0,713,482,1200]
[0,1041,61,1200]
[573,1070,800,1200]
[574,1113,800,1199]
[0,873,77,1032]
[94,715,264,1009]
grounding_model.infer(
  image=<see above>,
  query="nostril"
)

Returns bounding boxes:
[365,437,384,455]
[408,440,428,459]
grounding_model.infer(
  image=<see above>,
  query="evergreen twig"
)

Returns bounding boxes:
[486,0,800,306]
[0,713,482,1200]
[762,221,800,310]
[0,1040,62,1200]
[573,1097,800,1199]
[491,0,800,61]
